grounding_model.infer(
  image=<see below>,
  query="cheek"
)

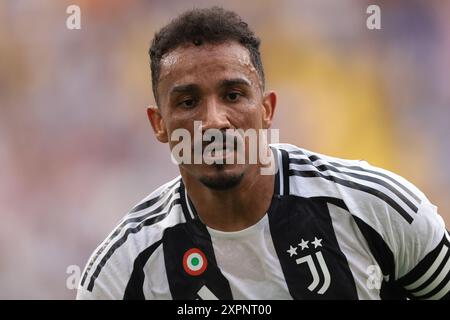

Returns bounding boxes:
[166,116,196,135]
[231,103,263,129]
[165,120,196,149]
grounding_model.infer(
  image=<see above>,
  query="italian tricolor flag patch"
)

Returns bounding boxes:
[183,248,207,276]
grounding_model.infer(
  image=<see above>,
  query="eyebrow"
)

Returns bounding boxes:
[219,78,251,89]
[170,84,200,95]
[169,78,252,96]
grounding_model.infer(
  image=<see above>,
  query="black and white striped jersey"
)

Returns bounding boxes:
[77,143,449,300]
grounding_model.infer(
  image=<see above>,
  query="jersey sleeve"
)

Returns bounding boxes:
[345,159,449,299]
[76,244,131,300]
[395,198,450,300]
[361,162,450,299]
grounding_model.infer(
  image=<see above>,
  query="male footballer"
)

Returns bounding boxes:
[77,7,449,300]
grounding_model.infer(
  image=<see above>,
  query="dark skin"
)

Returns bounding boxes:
[147,41,277,232]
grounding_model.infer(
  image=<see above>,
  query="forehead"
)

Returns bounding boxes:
[158,41,260,92]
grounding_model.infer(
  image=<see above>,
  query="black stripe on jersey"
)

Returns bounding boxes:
[179,181,194,222]
[187,197,200,220]
[326,160,421,203]
[320,156,420,204]
[289,157,419,214]
[162,220,233,300]
[280,149,290,195]
[410,252,450,300]
[397,231,450,300]
[351,214,407,299]
[274,165,281,196]
[313,196,349,211]
[290,149,421,204]
[80,184,180,287]
[267,195,358,299]
[289,169,414,224]
[123,240,162,300]
[86,198,181,292]
[179,180,201,221]
[422,270,450,300]
[130,179,180,213]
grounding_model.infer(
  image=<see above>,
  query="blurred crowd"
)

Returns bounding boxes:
[0,0,449,299]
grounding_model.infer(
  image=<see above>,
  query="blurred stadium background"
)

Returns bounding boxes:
[0,0,449,299]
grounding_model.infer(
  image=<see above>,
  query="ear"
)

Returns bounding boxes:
[147,106,169,143]
[261,91,277,129]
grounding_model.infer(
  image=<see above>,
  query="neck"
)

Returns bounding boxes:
[181,163,275,232]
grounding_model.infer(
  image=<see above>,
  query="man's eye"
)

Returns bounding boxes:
[225,92,242,102]
[178,98,197,108]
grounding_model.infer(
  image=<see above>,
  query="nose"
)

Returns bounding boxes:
[200,97,231,132]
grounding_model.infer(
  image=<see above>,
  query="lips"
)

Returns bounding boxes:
[209,147,232,158]
[208,142,234,153]
[191,131,245,164]
[206,143,234,157]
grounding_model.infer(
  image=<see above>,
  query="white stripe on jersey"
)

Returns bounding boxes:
[427,279,450,300]
[327,203,381,299]
[411,257,450,298]
[404,245,448,291]
[142,244,172,299]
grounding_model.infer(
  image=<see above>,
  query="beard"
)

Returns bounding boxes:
[198,165,245,190]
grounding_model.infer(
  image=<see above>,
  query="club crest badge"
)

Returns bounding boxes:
[286,236,331,294]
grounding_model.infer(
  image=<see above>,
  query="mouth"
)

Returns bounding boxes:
[204,143,236,163]
[191,132,245,165]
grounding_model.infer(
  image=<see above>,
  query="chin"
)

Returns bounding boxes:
[198,166,245,190]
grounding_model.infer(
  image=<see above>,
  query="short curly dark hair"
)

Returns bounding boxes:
[149,7,265,105]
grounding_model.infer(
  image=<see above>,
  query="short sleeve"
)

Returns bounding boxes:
[395,199,450,300]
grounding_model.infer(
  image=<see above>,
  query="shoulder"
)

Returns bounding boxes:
[271,144,447,281]
[77,176,185,299]
[272,143,426,222]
